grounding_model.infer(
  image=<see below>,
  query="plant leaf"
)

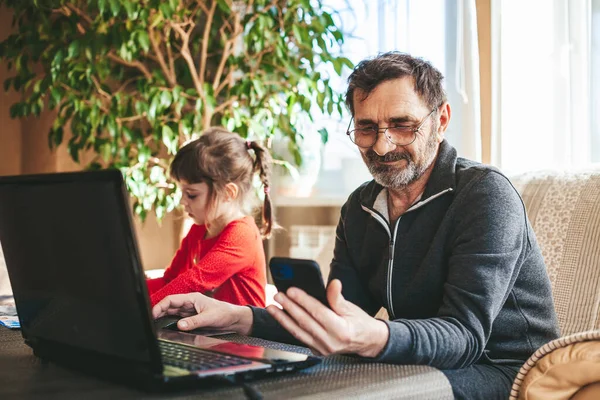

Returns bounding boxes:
[318,127,328,144]
[109,0,120,16]
[162,124,177,154]
[137,31,150,53]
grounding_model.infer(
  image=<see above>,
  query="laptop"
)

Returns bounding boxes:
[0,170,320,389]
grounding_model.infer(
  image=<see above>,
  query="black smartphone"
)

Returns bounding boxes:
[269,257,329,307]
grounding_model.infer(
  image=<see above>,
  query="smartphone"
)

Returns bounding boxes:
[269,257,329,307]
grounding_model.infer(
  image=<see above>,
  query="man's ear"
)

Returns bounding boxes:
[224,182,239,202]
[435,102,451,142]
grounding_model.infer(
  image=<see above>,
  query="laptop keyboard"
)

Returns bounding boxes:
[159,341,253,371]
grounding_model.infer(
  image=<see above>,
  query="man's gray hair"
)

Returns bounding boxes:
[345,51,447,115]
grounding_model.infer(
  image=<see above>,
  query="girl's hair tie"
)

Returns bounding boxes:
[246,140,252,149]
[263,186,270,194]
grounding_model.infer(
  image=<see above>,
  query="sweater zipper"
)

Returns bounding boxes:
[361,188,453,320]
[387,219,401,319]
[361,205,397,318]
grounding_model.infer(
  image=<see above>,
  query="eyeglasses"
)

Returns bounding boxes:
[346,108,437,148]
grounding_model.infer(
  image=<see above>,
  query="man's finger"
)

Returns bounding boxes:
[266,305,327,355]
[152,294,196,319]
[327,279,348,314]
[327,279,361,317]
[152,304,165,319]
[177,305,229,331]
[274,291,347,354]
[285,287,339,324]
[285,287,350,340]
[177,312,210,331]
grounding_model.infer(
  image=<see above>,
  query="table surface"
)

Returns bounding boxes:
[0,327,453,400]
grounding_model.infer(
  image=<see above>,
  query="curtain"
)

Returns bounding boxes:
[455,0,482,162]
[491,0,595,173]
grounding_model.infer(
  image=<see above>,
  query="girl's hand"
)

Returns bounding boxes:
[152,292,253,335]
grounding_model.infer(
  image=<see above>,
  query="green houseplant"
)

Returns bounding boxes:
[0,0,352,220]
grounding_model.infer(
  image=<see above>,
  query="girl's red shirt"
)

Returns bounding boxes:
[146,216,266,307]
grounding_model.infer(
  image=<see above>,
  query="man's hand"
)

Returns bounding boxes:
[267,279,389,357]
[152,292,253,335]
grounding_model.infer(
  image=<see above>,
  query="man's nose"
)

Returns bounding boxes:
[371,130,396,156]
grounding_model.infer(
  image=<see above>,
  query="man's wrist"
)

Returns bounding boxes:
[360,319,390,358]
[230,304,254,336]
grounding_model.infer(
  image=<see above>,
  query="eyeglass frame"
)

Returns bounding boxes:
[345,108,437,148]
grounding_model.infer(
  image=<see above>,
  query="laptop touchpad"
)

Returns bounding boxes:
[154,316,181,331]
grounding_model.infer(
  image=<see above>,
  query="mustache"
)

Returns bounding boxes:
[364,149,411,163]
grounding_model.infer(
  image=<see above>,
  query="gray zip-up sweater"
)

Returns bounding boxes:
[252,140,560,369]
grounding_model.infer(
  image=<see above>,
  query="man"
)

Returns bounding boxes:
[153,52,560,399]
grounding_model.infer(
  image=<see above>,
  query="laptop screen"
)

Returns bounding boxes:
[0,171,159,366]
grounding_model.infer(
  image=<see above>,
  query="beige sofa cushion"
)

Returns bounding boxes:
[520,340,600,400]
[571,382,600,400]
[510,169,600,336]
[510,331,600,400]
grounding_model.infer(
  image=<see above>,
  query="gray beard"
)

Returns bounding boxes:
[363,132,439,190]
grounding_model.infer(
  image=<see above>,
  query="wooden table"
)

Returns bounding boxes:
[0,327,453,400]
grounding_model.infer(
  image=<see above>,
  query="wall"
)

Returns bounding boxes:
[0,7,179,271]
[0,8,21,177]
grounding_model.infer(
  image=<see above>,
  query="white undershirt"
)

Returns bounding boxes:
[373,188,424,224]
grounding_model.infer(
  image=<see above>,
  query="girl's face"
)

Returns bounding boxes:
[178,181,212,226]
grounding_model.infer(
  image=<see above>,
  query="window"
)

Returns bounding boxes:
[312,0,472,197]
[494,0,600,173]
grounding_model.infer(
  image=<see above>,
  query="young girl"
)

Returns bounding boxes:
[146,127,273,308]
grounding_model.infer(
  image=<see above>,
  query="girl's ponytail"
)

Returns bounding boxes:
[247,140,273,239]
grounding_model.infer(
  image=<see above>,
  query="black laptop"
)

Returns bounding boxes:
[0,170,320,389]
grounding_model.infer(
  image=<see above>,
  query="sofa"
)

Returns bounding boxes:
[508,168,600,399]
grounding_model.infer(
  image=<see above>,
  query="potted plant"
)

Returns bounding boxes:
[0,0,352,220]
